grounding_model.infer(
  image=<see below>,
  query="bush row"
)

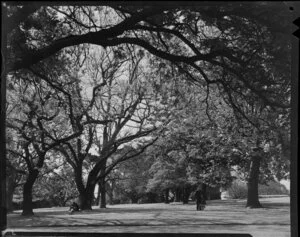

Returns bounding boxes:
[227,180,289,199]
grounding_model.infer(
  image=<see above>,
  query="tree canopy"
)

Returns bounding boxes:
[3,2,292,213]
[5,3,291,109]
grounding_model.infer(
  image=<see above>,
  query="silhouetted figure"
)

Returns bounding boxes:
[195,189,206,211]
[69,202,80,214]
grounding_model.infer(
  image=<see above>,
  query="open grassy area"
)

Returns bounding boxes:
[4,196,290,237]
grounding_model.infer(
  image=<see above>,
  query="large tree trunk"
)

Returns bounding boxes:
[74,166,95,210]
[79,191,93,210]
[99,177,106,208]
[95,185,100,206]
[79,180,96,210]
[107,181,114,205]
[96,160,107,208]
[22,170,38,216]
[246,153,262,208]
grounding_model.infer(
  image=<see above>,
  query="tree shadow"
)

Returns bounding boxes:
[259,202,290,209]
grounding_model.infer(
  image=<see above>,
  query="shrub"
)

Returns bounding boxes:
[258,181,289,195]
[32,199,52,208]
[228,180,289,199]
[207,187,221,200]
[227,180,248,199]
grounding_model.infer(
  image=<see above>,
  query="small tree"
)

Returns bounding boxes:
[6,67,83,215]
[111,149,152,204]
[34,160,79,207]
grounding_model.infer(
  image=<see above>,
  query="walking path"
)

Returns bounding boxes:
[4,197,290,237]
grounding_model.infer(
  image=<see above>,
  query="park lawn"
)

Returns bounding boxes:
[5,196,290,237]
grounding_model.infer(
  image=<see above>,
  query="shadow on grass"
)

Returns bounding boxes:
[260,202,290,209]
[8,198,290,229]
[8,220,291,228]
[10,199,289,217]
[17,208,177,216]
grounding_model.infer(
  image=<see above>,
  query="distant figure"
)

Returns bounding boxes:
[195,189,206,211]
[69,202,80,214]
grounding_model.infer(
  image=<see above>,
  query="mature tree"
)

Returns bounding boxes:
[3,3,291,211]
[5,3,291,110]
[4,6,92,215]
[5,93,28,213]
[54,46,159,210]
[147,105,235,204]
[105,147,153,204]
[223,106,290,208]
[6,63,85,215]
[5,130,26,212]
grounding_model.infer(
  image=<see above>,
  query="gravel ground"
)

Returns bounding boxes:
[4,196,291,237]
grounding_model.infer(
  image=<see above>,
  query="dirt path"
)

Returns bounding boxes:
[4,197,290,237]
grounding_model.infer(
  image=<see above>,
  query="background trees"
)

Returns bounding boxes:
[146,80,235,203]
[34,160,79,207]
[110,150,153,204]
[3,3,292,214]
[6,65,84,215]
[47,45,162,210]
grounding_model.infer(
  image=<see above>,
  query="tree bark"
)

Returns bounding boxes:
[97,163,107,208]
[74,166,88,210]
[7,7,166,72]
[74,166,95,210]
[107,181,114,205]
[79,191,93,210]
[95,184,100,206]
[79,180,96,210]
[99,177,106,208]
[246,153,263,208]
[22,169,38,216]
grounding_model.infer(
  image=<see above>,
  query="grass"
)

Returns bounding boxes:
[4,196,290,237]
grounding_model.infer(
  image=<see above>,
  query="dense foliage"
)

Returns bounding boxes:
[4,3,291,213]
